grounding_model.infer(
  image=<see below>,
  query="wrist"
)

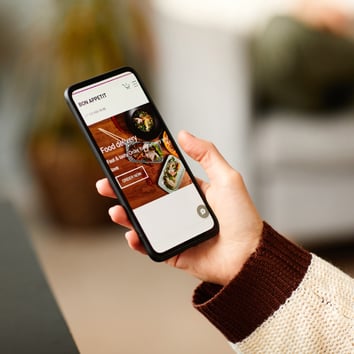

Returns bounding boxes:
[221,221,263,286]
[193,222,312,342]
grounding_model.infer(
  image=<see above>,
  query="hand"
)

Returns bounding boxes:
[294,0,352,36]
[96,131,263,286]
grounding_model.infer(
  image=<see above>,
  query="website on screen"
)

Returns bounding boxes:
[72,71,214,252]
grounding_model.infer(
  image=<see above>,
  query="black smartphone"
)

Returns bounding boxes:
[64,67,219,261]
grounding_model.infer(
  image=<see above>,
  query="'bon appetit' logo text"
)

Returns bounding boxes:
[78,93,107,107]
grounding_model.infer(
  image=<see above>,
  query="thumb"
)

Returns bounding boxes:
[177,130,234,183]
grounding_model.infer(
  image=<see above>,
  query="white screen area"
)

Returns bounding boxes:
[134,185,214,252]
[72,71,214,253]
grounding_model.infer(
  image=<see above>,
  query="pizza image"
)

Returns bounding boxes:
[162,131,178,157]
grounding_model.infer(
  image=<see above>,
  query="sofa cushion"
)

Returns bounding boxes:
[253,109,354,170]
[252,109,354,241]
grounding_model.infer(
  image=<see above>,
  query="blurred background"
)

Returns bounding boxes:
[1,0,353,353]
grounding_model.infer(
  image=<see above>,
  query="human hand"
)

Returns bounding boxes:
[96,131,263,286]
[294,0,352,36]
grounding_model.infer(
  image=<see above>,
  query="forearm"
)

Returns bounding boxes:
[193,222,354,353]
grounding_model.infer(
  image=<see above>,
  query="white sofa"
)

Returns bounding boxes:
[150,0,354,244]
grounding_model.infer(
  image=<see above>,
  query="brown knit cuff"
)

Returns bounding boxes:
[192,222,312,343]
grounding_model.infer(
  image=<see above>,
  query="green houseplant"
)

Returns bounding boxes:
[26,0,152,227]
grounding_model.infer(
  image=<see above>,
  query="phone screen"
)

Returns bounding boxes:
[65,68,218,260]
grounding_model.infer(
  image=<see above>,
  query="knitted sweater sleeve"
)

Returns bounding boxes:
[193,222,354,353]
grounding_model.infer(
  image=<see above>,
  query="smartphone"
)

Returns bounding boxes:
[64,67,219,261]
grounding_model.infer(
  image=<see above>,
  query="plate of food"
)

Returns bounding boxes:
[158,155,185,193]
[126,105,162,140]
[126,141,164,164]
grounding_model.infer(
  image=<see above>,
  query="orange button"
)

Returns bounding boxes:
[116,166,148,189]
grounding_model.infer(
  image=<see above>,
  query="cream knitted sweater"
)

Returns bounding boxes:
[193,223,353,353]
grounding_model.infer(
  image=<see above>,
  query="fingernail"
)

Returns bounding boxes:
[181,130,195,138]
